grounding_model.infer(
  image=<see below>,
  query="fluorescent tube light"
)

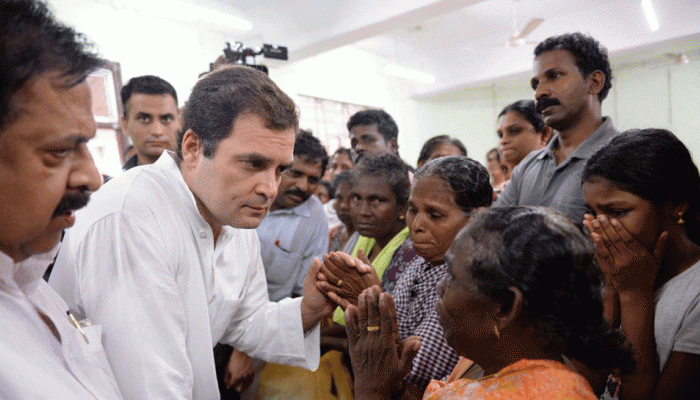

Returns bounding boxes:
[642,0,659,32]
[384,64,435,83]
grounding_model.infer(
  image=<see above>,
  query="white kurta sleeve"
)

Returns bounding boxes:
[52,213,195,400]
[219,236,320,371]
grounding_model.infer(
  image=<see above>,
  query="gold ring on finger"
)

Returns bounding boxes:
[336,279,343,287]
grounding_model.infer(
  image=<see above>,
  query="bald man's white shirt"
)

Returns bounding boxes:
[0,249,123,399]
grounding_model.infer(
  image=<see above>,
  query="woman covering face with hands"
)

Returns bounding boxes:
[582,128,700,400]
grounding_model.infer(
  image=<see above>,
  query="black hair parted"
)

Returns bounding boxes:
[0,0,103,130]
[347,109,398,142]
[415,156,492,214]
[351,153,410,207]
[417,135,468,166]
[583,128,700,244]
[177,65,298,158]
[455,206,634,372]
[121,75,178,117]
[295,129,329,176]
[498,100,546,133]
[535,32,612,102]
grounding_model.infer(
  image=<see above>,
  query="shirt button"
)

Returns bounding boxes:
[199,231,207,238]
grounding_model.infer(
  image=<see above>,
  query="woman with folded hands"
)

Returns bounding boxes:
[320,156,492,397]
[341,207,634,400]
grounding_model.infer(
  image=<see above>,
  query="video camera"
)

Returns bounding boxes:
[218,42,288,75]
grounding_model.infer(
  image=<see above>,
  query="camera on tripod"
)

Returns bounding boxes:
[218,42,288,75]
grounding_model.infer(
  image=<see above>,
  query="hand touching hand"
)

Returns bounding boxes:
[316,250,380,310]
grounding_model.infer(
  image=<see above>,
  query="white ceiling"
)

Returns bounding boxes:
[57,0,700,100]
[223,0,700,98]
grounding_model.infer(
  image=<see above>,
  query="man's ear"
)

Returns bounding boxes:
[389,138,399,155]
[180,129,203,165]
[587,70,605,97]
[120,115,129,138]
[495,286,524,331]
[541,126,553,145]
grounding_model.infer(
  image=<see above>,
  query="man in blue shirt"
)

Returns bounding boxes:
[259,130,329,301]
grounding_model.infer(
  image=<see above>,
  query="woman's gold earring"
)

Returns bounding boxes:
[399,215,405,220]
[494,325,500,339]
[678,212,685,225]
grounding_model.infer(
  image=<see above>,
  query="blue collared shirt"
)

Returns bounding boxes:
[256,196,329,302]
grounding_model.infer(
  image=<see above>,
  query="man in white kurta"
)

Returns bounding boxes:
[0,248,123,399]
[50,66,331,400]
[50,152,321,399]
[0,1,123,397]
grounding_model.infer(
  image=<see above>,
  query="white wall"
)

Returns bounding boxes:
[615,60,700,163]
[276,55,700,169]
[415,59,700,166]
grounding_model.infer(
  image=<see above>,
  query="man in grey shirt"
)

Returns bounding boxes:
[495,33,617,225]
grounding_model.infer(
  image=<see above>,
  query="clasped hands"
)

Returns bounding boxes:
[346,286,421,399]
[315,249,381,310]
[315,253,421,398]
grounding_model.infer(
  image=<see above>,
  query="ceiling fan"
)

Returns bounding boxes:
[487,1,544,48]
[504,17,543,47]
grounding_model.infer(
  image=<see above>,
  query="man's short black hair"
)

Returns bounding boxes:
[177,66,298,159]
[121,75,178,117]
[0,0,103,130]
[534,33,612,102]
[346,109,398,142]
[295,130,329,176]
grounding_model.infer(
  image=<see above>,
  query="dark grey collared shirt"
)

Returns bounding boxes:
[495,117,619,224]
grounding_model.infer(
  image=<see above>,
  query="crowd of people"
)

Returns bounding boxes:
[1,1,698,400]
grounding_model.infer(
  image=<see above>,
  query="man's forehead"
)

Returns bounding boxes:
[14,74,80,108]
[7,75,94,138]
[350,124,381,137]
[128,93,178,111]
[228,119,295,163]
[231,119,294,143]
[293,155,323,167]
[532,48,578,74]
